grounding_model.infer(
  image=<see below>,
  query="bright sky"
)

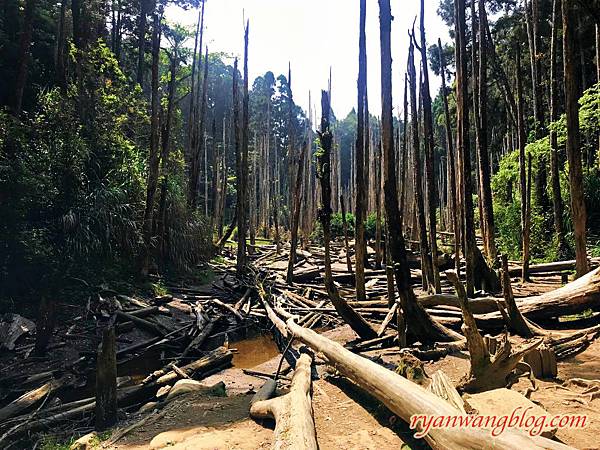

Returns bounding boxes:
[167,0,451,120]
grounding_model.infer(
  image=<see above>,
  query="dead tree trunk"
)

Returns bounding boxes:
[438,39,460,276]
[237,21,250,274]
[476,0,496,263]
[286,320,569,450]
[249,350,317,450]
[563,0,589,278]
[95,326,117,430]
[140,11,161,275]
[340,195,353,272]
[455,0,477,297]
[379,0,460,344]
[317,90,376,340]
[550,0,568,258]
[516,46,530,282]
[355,0,369,302]
[418,0,441,293]
[286,144,306,284]
[407,38,435,293]
[445,271,542,393]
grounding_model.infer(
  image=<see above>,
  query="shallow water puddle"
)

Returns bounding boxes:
[230,333,280,369]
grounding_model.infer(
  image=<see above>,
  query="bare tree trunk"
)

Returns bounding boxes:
[563,0,589,278]
[355,0,368,302]
[438,39,460,276]
[141,11,162,275]
[455,0,477,297]
[186,5,205,204]
[317,91,377,340]
[286,144,306,284]
[156,48,179,260]
[379,0,461,344]
[418,0,441,293]
[408,39,435,293]
[95,326,117,431]
[340,195,353,272]
[516,46,531,282]
[375,139,383,270]
[12,0,37,116]
[476,0,496,263]
[236,22,250,274]
[550,0,568,258]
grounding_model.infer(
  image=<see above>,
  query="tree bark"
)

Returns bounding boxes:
[317,90,377,340]
[249,350,317,450]
[136,0,148,87]
[95,326,117,431]
[236,22,250,274]
[355,0,368,302]
[141,11,162,275]
[562,0,589,278]
[418,0,441,293]
[408,38,435,293]
[438,39,460,276]
[380,0,461,344]
[476,0,496,263]
[286,144,306,284]
[340,195,353,272]
[550,0,568,258]
[455,0,477,296]
[516,46,530,282]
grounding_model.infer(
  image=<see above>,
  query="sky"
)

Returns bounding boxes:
[167,0,451,120]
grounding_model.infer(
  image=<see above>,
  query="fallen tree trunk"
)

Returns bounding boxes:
[478,266,600,323]
[285,319,571,449]
[0,378,64,421]
[249,349,317,450]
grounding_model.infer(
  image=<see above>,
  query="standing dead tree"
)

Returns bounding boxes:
[316,90,376,340]
[355,0,368,302]
[550,0,568,258]
[562,0,589,278]
[407,36,435,293]
[286,143,307,284]
[438,39,460,276]
[516,46,531,282]
[379,0,460,343]
[455,0,477,296]
[237,22,250,274]
[417,0,441,293]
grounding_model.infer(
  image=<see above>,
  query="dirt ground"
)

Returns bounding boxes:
[105,311,600,450]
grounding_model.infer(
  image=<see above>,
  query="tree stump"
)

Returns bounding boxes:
[95,326,118,430]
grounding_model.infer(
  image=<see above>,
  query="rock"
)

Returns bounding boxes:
[464,388,557,438]
[69,432,98,450]
[165,379,226,401]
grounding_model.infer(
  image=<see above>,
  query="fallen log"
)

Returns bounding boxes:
[115,311,164,336]
[478,266,600,323]
[285,320,570,449]
[0,377,64,421]
[250,349,317,450]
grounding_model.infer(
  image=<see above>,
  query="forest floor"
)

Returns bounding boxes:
[104,275,599,450]
[2,244,599,449]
